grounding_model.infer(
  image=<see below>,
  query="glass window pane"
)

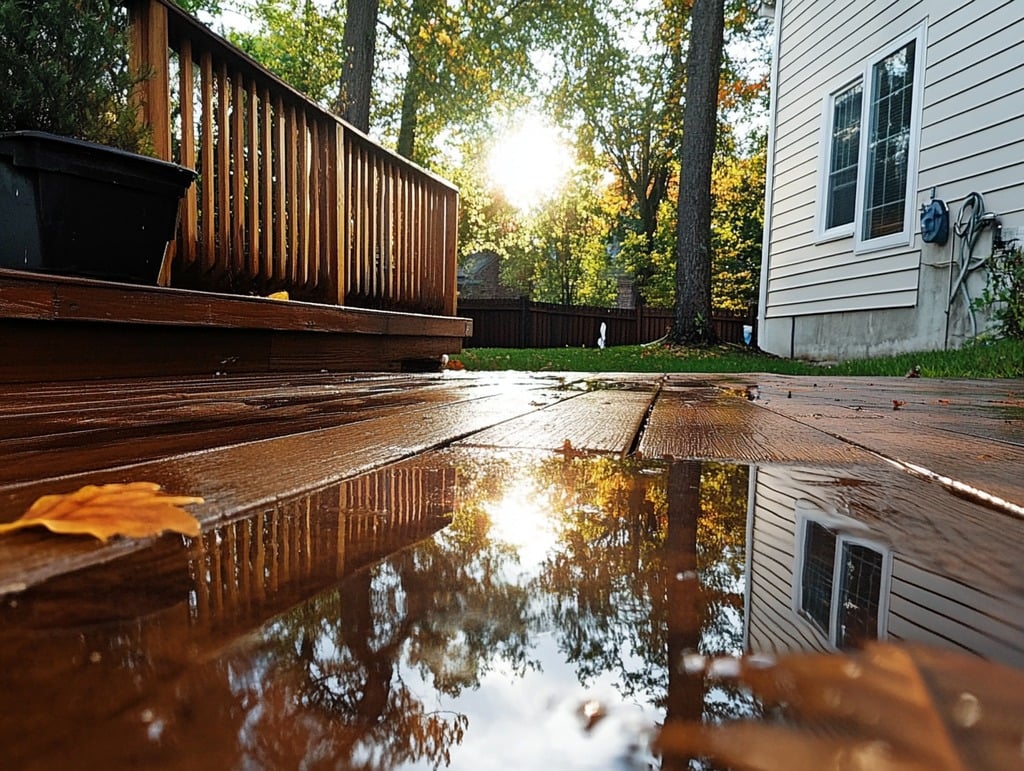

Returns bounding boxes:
[863,41,916,240]
[826,84,862,230]
[836,542,884,648]
[800,522,836,633]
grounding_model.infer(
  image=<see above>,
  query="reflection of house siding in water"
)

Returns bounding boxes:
[745,465,1024,668]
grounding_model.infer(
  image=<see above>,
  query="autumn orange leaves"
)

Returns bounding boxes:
[0,482,204,542]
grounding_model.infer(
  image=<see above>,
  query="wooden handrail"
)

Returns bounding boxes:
[126,0,459,315]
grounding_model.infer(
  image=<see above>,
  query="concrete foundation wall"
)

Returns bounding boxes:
[763,243,995,360]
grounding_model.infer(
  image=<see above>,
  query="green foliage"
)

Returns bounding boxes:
[455,337,1024,377]
[173,0,224,13]
[227,0,346,107]
[528,167,616,306]
[711,131,766,311]
[377,0,555,161]
[0,0,151,153]
[973,246,1024,339]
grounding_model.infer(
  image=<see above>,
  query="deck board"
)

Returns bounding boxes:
[0,374,579,589]
[457,383,659,455]
[746,375,1024,507]
[0,270,472,380]
[637,383,879,464]
[1,370,1021,594]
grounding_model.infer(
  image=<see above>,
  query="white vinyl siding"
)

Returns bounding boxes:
[763,0,1024,337]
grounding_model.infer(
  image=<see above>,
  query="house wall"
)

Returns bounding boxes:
[759,0,1024,359]
[745,465,1024,668]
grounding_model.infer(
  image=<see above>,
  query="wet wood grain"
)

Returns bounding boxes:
[1,370,1021,594]
[637,384,879,464]
[456,386,657,455]
[748,376,1024,506]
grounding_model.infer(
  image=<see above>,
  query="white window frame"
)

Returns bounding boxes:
[815,23,927,253]
[793,508,892,648]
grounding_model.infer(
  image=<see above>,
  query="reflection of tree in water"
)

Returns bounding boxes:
[228,453,755,768]
[236,456,540,770]
[532,456,756,724]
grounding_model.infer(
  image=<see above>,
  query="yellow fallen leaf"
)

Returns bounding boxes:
[0,482,204,542]
[266,291,289,301]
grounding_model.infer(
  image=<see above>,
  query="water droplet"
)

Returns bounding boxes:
[88,651,102,664]
[578,698,607,731]
[140,708,155,723]
[675,570,697,582]
[842,661,863,679]
[823,687,842,708]
[848,740,891,767]
[952,692,981,728]
[147,718,165,742]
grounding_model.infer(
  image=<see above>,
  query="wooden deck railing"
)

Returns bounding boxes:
[127,0,459,315]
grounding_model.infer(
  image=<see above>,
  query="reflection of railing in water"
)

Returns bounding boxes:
[188,465,456,629]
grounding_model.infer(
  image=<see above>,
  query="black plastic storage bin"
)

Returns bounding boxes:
[0,131,196,284]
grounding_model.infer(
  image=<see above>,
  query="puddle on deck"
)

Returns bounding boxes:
[2,450,1023,770]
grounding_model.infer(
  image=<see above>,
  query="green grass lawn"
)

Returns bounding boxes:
[454,337,1024,378]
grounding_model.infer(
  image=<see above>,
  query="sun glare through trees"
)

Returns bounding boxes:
[486,114,574,211]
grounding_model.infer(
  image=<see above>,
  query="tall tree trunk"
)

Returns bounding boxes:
[337,0,379,132]
[671,0,725,345]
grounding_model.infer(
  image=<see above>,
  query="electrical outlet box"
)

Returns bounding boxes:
[1000,225,1024,248]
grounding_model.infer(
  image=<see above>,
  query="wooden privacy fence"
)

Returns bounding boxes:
[458,299,757,348]
[127,0,458,314]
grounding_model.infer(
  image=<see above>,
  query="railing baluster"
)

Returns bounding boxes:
[177,38,197,268]
[310,118,322,291]
[231,71,245,278]
[286,103,298,285]
[246,79,259,279]
[329,123,345,305]
[199,50,215,273]
[296,109,308,288]
[259,87,273,281]
[216,60,230,274]
[444,188,459,314]
[273,94,286,282]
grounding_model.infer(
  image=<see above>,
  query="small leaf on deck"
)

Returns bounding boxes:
[0,483,203,542]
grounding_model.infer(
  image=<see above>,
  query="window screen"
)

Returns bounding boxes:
[836,542,884,648]
[826,84,862,230]
[863,41,916,240]
[800,521,836,633]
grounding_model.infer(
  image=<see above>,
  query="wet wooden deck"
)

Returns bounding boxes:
[0,270,472,382]
[1,370,1021,591]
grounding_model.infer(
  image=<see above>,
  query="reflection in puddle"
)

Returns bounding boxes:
[1,452,1023,769]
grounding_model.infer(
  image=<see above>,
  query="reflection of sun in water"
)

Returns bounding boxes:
[487,115,573,210]
[485,473,557,567]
